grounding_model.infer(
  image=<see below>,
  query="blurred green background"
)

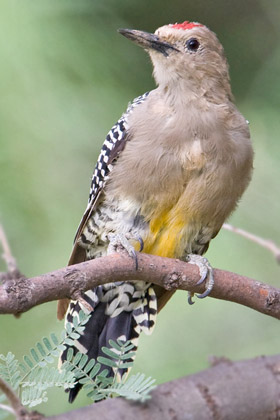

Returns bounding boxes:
[0,0,280,416]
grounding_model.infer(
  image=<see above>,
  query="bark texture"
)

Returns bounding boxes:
[48,355,280,420]
[1,252,280,320]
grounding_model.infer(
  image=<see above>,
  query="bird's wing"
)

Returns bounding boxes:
[57,92,150,319]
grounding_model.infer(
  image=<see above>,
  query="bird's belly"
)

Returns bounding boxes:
[80,167,235,260]
[143,207,213,259]
[142,170,235,258]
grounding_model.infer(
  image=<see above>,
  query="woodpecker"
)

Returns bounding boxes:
[58,21,253,402]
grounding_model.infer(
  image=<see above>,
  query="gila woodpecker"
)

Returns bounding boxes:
[58,21,253,402]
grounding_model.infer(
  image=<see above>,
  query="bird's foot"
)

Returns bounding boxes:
[186,254,214,305]
[107,233,143,270]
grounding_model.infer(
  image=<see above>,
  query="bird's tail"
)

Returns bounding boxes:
[60,281,157,403]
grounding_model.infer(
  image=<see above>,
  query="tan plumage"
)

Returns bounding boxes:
[58,21,253,402]
[103,23,253,307]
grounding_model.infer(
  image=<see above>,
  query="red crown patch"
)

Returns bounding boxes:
[171,21,203,30]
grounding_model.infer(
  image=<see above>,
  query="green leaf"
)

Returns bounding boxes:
[96,375,112,387]
[30,348,40,363]
[73,316,79,329]
[57,344,66,352]
[119,352,136,360]
[23,355,34,369]
[0,308,156,408]
[101,347,120,359]
[0,352,21,390]
[11,371,21,389]
[36,342,46,358]
[108,340,122,351]
[19,362,28,374]
[65,322,73,335]
[78,310,85,322]
[69,332,80,340]
[119,341,135,352]
[84,358,95,374]
[75,326,86,335]
[82,383,93,391]
[64,338,75,346]
[60,330,66,341]
[78,354,88,369]
[89,363,101,379]
[127,373,145,390]
[78,377,89,385]
[105,372,156,402]
[79,310,90,324]
[44,355,54,364]
[97,357,117,368]
[86,390,98,399]
[115,361,133,369]
[73,352,83,365]
[6,352,15,364]
[60,361,71,372]
[50,333,59,346]
[137,377,156,393]
[66,348,74,362]
[43,337,52,352]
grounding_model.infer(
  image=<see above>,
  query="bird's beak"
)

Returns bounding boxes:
[118,29,179,57]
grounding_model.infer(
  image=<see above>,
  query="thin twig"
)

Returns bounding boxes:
[223,223,280,263]
[0,376,28,419]
[0,224,25,318]
[0,224,18,272]
[0,402,17,414]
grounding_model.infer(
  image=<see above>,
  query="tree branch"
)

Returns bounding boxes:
[46,354,280,420]
[223,223,280,263]
[0,250,280,319]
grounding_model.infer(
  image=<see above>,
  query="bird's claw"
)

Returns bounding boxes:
[137,236,144,252]
[188,293,195,305]
[107,233,143,270]
[186,254,214,304]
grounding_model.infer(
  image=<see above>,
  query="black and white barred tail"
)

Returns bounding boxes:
[60,281,157,403]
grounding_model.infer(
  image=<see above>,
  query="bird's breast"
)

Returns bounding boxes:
[104,95,253,259]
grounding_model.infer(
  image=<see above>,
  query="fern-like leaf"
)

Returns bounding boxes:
[21,386,48,408]
[0,311,157,409]
[61,351,114,402]
[98,339,135,373]
[104,373,156,402]
[0,352,21,390]
[20,310,91,381]
[20,366,76,407]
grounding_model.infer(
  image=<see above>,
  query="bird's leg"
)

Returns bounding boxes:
[186,254,214,305]
[107,233,143,270]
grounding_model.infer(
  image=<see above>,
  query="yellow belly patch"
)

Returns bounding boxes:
[143,208,187,258]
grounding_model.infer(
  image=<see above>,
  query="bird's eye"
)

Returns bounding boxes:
[186,38,200,52]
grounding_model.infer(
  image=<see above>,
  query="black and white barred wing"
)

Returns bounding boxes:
[57,92,150,319]
[68,92,150,266]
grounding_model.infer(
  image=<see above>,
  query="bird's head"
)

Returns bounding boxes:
[119,21,232,101]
